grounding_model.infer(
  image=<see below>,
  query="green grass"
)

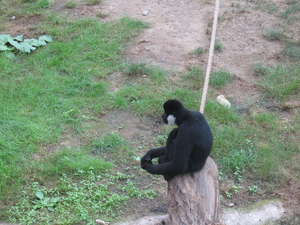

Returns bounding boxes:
[255,64,300,100]
[210,70,234,89]
[64,1,76,8]
[263,29,284,41]
[283,41,300,59]
[34,148,113,177]
[86,0,102,6]
[182,66,205,90]
[214,39,223,52]
[280,0,300,22]
[254,1,278,14]
[0,10,149,220]
[92,132,128,155]
[252,63,269,76]
[7,171,138,224]
[253,0,300,23]
[190,47,204,56]
[124,63,152,76]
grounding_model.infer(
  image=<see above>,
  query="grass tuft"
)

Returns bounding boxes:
[86,0,102,6]
[215,39,223,52]
[64,1,76,8]
[35,148,112,176]
[255,64,300,100]
[263,29,283,41]
[283,41,300,59]
[92,132,127,155]
[210,70,234,88]
[252,63,269,76]
[124,63,151,76]
[190,47,204,56]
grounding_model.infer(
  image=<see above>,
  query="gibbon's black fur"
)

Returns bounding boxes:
[141,99,213,181]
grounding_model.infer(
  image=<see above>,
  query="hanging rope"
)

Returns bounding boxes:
[200,0,220,114]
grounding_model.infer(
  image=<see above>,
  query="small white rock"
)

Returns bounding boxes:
[229,203,235,207]
[11,16,16,19]
[142,11,149,16]
[216,95,231,108]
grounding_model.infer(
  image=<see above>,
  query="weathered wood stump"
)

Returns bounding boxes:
[167,157,220,225]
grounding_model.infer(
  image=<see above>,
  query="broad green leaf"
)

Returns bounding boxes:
[14,35,23,42]
[0,34,10,43]
[0,34,52,55]
[39,35,53,43]
[51,197,60,203]
[21,42,34,53]
[0,42,12,51]
[8,38,24,52]
[36,191,44,200]
[5,52,15,59]
[24,39,43,47]
[36,39,47,46]
[43,197,51,204]
[48,207,55,212]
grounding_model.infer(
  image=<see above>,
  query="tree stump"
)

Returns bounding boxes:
[167,157,220,225]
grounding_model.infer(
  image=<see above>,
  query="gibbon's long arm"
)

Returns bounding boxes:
[145,128,194,175]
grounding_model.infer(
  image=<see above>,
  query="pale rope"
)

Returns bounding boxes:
[200,0,220,114]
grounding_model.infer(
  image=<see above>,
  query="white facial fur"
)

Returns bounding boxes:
[167,114,176,126]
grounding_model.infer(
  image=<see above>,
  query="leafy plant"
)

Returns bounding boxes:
[248,185,259,195]
[8,170,158,224]
[225,191,232,198]
[219,139,257,174]
[0,34,52,58]
[231,185,241,194]
[155,135,167,146]
[31,192,60,212]
[233,166,242,182]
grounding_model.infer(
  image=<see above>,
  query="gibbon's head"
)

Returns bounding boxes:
[162,99,184,126]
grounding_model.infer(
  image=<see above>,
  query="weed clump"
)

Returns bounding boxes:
[283,41,300,59]
[210,70,234,88]
[124,63,151,76]
[214,39,223,52]
[190,47,204,56]
[263,29,283,41]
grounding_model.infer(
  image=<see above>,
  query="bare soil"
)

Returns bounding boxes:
[2,0,299,224]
